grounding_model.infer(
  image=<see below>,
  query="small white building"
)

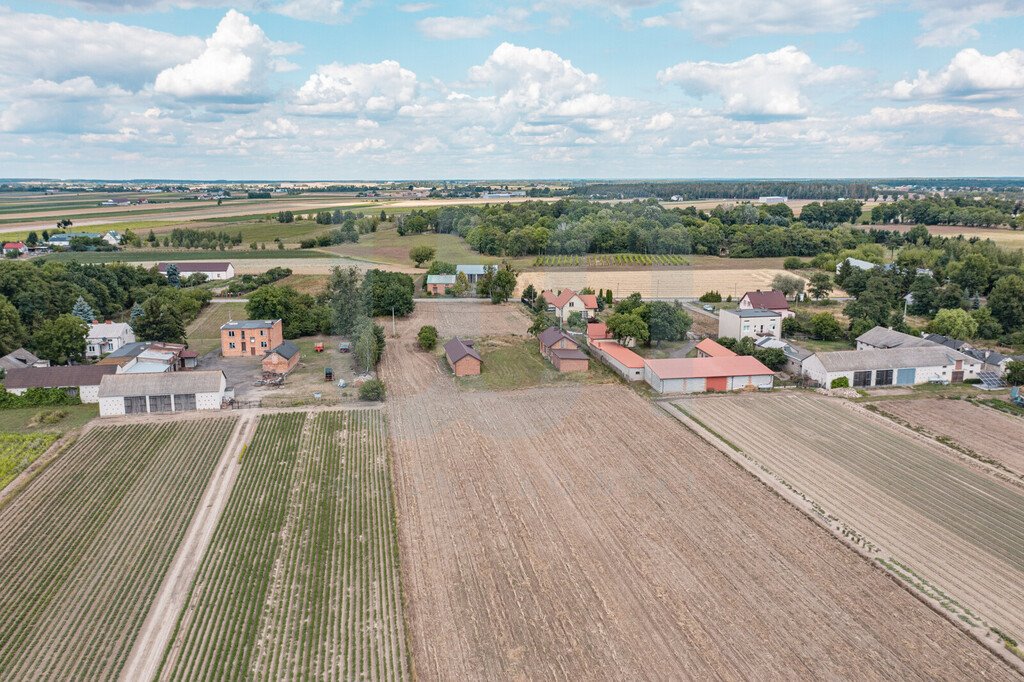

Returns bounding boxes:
[718,308,782,340]
[157,261,235,280]
[759,196,788,204]
[98,370,228,416]
[86,322,136,359]
[802,346,982,388]
[836,256,878,274]
[590,340,645,381]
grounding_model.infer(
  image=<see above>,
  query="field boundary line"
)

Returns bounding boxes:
[659,400,1024,676]
[0,432,79,512]
[119,414,258,682]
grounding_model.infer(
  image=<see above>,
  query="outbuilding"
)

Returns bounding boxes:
[695,338,736,358]
[644,356,775,394]
[3,364,118,403]
[97,370,228,416]
[590,339,644,381]
[801,346,982,388]
[444,337,482,376]
[426,274,455,295]
[537,326,589,373]
[158,261,235,280]
[262,341,301,375]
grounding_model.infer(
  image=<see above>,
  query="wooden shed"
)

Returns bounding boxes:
[444,337,481,377]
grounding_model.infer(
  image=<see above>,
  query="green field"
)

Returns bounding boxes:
[324,226,514,268]
[159,410,409,680]
[0,432,59,489]
[0,405,98,433]
[186,301,249,355]
[532,253,689,267]
[455,338,615,391]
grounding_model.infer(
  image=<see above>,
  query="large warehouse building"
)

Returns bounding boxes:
[97,370,228,416]
[801,346,981,388]
[643,356,774,394]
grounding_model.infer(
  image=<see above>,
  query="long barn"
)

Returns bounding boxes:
[97,370,228,416]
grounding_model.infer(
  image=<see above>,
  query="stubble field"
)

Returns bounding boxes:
[675,393,1024,649]
[382,301,1013,680]
[515,267,801,299]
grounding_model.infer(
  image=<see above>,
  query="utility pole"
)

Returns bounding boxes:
[391,306,397,337]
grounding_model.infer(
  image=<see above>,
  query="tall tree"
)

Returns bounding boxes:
[30,314,87,364]
[647,301,692,345]
[71,296,95,323]
[409,246,436,268]
[807,273,833,300]
[606,311,649,346]
[133,297,186,344]
[0,294,27,355]
[987,275,1024,333]
[165,263,180,288]
[328,266,365,336]
[928,308,979,339]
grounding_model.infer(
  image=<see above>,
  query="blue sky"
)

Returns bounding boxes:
[1,0,1023,179]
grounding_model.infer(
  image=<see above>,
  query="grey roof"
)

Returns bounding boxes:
[106,341,149,359]
[857,326,936,350]
[812,346,976,373]
[923,333,970,351]
[456,264,490,275]
[843,257,878,271]
[725,308,781,319]
[537,326,577,349]
[266,341,300,360]
[4,364,117,389]
[551,348,588,360]
[0,348,40,371]
[221,319,280,330]
[158,262,232,273]
[964,348,1010,365]
[98,370,226,398]
[444,337,481,364]
[426,274,456,285]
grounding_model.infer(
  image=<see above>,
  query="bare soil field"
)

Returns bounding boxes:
[382,303,1014,680]
[879,223,1024,250]
[676,393,1024,649]
[0,417,237,680]
[516,267,802,299]
[873,398,1024,477]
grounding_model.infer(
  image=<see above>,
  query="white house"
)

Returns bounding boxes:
[3,365,118,403]
[541,288,599,322]
[98,370,228,416]
[86,322,136,359]
[738,290,793,319]
[718,308,782,340]
[802,346,982,388]
[157,261,235,280]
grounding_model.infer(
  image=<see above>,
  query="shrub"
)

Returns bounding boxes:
[358,379,386,401]
[830,377,850,389]
[783,256,807,270]
[0,385,81,409]
[699,290,722,303]
[417,325,438,351]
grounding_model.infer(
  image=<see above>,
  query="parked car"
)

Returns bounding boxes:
[702,304,715,312]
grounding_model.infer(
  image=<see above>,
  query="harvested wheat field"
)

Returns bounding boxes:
[874,398,1024,477]
[381,303,1014,680]
[516,267,801,300]
[676,393,1024,651]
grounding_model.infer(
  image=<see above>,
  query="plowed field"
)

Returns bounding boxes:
[676,393,1024,648]
[382,304,1015,680]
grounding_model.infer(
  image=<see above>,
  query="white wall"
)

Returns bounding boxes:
[99,396,126,417]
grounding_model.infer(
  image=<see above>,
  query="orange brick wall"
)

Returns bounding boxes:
[221,320,284,357]
[553,357,589,373]
[262,350,300,374]
[450,356,481,376]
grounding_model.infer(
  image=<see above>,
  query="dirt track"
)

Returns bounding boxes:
[382,301,1014,680]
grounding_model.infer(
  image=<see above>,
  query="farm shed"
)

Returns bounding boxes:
[590,340,644,381]
[586,322,611,343]
[695,338,736,358]
[456,264,492,284]
[262,341,301,375]
[738,290,793,318]
[157,261,235,280]
[856,326,936,351]
[802,346,982,388]
[97,370,228,417]
[444,337,482,377]
[426,274,455,295]
[4,365,117,403]
[836,256,878,274]
[220,319,284,357]
[538,327,588,373]
[718,308,781,340]
[643,356,774,394]
[98,341,193,371]
[0,348,44,371]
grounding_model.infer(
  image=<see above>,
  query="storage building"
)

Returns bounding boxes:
[643,356,775,394]
[444,337,482,376]
[98,370,228,416]
[157,261,235,280]
[3,365,117,403]
[590,340,644,381]
[426,274,455,295]
[537,326,588,373]
[262,341,301,375]
[695,338,736,358]
[801,346,982,388]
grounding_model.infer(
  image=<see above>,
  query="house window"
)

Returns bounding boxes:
[853,371,872,387]
[260,330,265,336]
[261,341,268,348]
[875,369,894,386]
[228,330,235,337]
[229,342,236,349]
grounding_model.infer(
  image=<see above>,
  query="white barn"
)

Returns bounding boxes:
[802,346,982,388]
[98,370,228,417]
[157,261,235,280]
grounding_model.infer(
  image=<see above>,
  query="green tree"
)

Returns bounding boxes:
[606,311,649,346]
[971,306,1003,339]
[533,293,548,314]
[30,314,87,364]
[359,378,386,401]
[928,308,979,339]
[809,312,843,341]
[451,271,470,297]
[417,325,438,350]
[0,295,27,355]
[807,273,833,300]
[988,275,1024,333]
[647,301,692,345]
[129,302,145,325]
[409,246,436,267]
[1006,360,1024,386]
[489,267,517,304]
[614,292,644,315]
[71,296,95,323]
[522,284,537,303]
[426,260,457,275]
[752,347,787,371]
[528,311,558,335]
[605,290,613,305]
[353,318,383,373]
[328,267,365,336]
[770,274,804,298]
[165,263,180,288]
[363,269,415,317]
[133,297,186,343]
[565,311,586,332]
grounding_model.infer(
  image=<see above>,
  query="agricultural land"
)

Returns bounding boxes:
[673,393,1024,655]
[381,300,1015,679]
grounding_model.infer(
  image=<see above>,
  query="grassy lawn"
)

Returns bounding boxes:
[41,248,330,263]
[186,301,248,354]
[276,273,329,295]
[148,217,337,245]
[323,226,530,268]
[0,405,98,433]
[455,337,616,391]
[795,337,855,353]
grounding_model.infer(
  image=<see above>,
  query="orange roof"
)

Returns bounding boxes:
[592,340,645,368]
[587,322,610,340]
[541,289,598,311]
[695,338,737,357]
[645,356,773,380]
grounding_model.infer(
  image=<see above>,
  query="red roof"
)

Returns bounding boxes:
[742,290,789,310]
[587,322,610,341]
[592,340,644,369]
[645,356,773,380]
[695,338,736,357]
[4,242,25,249]
[541,289,598,311]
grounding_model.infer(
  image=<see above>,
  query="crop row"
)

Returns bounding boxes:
[0,432,58,489]
[532,253,688,267]
[160,409,409,681]
[0,417,236,681]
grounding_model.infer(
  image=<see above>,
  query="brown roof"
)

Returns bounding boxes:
[157,262,232,273]
[4,364,117,389]
[551,348,588,361]
[695,338,737,357]
[444,337,481,364]
[537,326,578,349]
[742,290,789,310]
[0,348,40,371]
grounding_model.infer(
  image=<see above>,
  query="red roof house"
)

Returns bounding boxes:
[739,290,793,318]
[3,242,26,255]
[541,289,598,321]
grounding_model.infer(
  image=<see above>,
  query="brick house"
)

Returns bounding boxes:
[426,274,455,295]
[220,319,284,357]
[444,337,482,376]
[537,326,589,373]
[262,340,301,375]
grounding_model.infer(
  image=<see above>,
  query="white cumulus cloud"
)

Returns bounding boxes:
[467,42,599,112]
[295,60,419,116]
[642,0,878,39]
[888,49,1024,101]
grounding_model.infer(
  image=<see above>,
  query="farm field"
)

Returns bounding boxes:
[381,302,1014,679]
[186,301,248,355]
[675,393,1024,650]
[454,337,617,391]
[0,417,236,680]
[516,266,800,299]
[531,253,688,267]
[879,223,1024,251]
[323,226,515,268]
[0,432,58,489]
[872,397,1024,477]
[159,409,408,681]
[0,405,97,434]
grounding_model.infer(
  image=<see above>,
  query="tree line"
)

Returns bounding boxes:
[868,195,1021,228]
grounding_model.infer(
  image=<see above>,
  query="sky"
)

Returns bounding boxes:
[1,0,1023,180]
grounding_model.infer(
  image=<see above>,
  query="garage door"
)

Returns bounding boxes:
[707,376,728,391]
[896,368,916,385]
